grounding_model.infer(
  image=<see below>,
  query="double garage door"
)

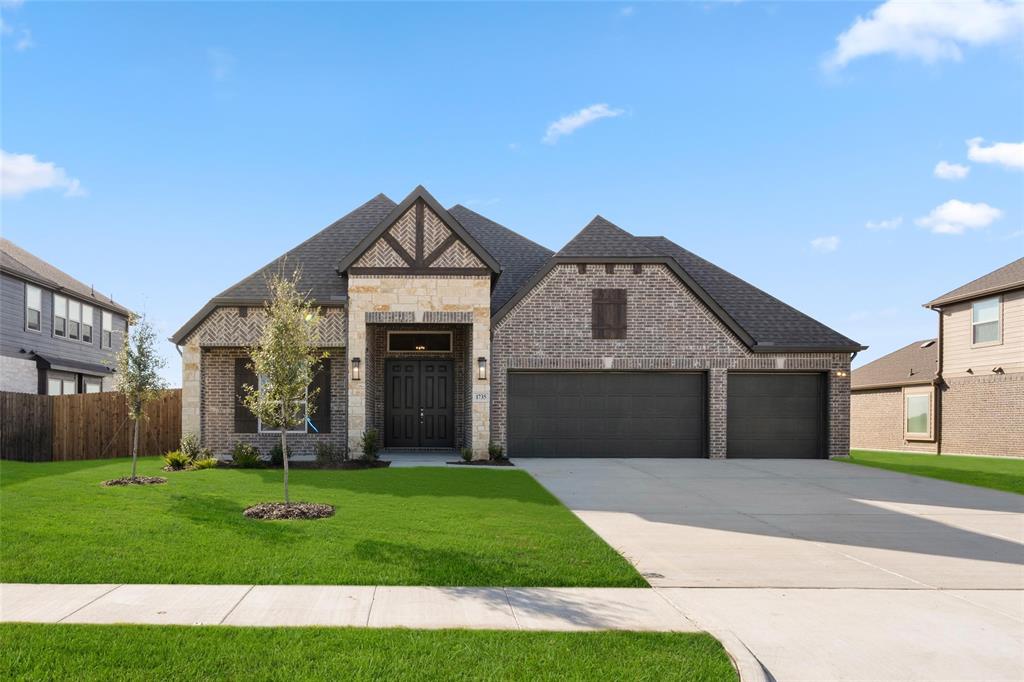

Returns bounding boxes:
[507,371,825,459]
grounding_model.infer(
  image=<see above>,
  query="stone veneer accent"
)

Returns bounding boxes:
[199,346,347,457]
[346,275,491,457]
[491,263,851,458]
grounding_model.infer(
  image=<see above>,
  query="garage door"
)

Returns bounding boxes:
[727,373,825,459]
[508,372,705,457]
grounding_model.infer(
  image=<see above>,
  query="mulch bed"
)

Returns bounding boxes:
[447,459,515,467]
[161,466,194,472]
[289,460,391,470]
[101,476,168,487]
[243,502,335,520]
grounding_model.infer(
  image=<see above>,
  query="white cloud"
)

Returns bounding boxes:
[824,0,1024,70]
[967,137,1024,169]
[620,6,635,17]
[543,103,624,145]
[810,235,840,252]
[14,27,31,51]
[1,150,87,198]
[865,216,903,230]
[915,199,1002,235]
[933,160,970,180]
[207,47,235,81]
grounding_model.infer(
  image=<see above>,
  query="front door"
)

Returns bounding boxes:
[385,359,454,448]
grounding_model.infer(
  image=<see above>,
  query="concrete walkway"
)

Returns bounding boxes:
[0,584,698,632]
[518,458,1024,682]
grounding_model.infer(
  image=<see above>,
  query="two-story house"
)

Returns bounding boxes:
[851,257,1024,458]
[0,238,132,395]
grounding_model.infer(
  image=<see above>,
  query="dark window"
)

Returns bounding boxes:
[577,263,587,274]
[26,284,42,331]
[592,289,627,339]
[605,264,615,274]
[387,333,452,352]
[239,306,248,318]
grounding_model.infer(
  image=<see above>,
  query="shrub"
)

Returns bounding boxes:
[231,442,262,468]
[315,441,347,467]
[268,444,284,468]
[461,447,474,462]
[488,442,504,460]
[163,450,191,471]
[359,429,381,462]
[193,457,219,470]
[179,433,201,462]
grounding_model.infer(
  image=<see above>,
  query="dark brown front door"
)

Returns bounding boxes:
[385,359,454,448]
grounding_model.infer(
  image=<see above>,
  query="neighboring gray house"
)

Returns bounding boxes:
[852,257,1024,458]
[0,238,132,395]
[171,186,863,460]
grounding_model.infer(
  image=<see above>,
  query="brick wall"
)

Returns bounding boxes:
[200,347,347,458]
[850,388,938,453]
[491,263,851,458]
[941,374,1024,457]
[0,355,38,394]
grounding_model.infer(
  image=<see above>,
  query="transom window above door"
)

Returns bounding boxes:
[387,332,452,353]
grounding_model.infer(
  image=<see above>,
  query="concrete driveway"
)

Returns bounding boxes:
[518,458,1024,681]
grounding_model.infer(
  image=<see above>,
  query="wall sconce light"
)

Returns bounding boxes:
[478,357,487,381]
[835,369,848,378]
[352,357,361,381]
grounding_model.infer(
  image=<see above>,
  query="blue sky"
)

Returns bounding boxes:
[2,1,1022,386]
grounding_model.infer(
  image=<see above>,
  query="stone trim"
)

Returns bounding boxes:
[423,311,474,324]
[365,311,415,324]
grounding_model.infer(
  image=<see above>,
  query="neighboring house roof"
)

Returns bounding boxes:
[0,238,132,317]
[33,353,115,376]
[926,257,1024,308]
[851,339,937,390]
[171,189,864,354]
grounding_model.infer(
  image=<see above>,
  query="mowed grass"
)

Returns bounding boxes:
[846,449,1024,495]
[0,624,736,682]
[0,457,645,586]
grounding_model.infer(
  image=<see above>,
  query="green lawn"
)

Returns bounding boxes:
[0,457,644,587]
[846,449,1024,495]
[0,624,736,682]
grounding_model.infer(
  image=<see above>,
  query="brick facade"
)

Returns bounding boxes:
[491,263,851,458]
[199,346,348,458]
[850,388,938,454]
[940,374,1024,457]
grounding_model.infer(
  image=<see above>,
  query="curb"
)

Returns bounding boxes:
[713,628,771,682]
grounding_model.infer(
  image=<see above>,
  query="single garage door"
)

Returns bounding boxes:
[727,373,825,459]
[508,372,705,457]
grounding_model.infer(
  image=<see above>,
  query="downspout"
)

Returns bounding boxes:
[933,307,943,456]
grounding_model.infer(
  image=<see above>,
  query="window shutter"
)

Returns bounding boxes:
[234,358,258,433]
[309,359,331,433]
[592,289,627,339]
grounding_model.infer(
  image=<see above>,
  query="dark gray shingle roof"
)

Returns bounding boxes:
[0,238,132,317]
[852,339,937,390]
[927,257,1024,308]
[448,205,553,312]
[638,236,863,350]
[557,216,659,258]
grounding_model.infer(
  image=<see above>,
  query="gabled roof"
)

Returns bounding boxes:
[336,186,501,274]
[639,237,863,351]
[557,216,659,258]
[926,257,1024,308]
[852,339,937,390]
[448,205,553,312]
[0,238,132,317]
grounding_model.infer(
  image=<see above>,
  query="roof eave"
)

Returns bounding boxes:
[852,378,934,391]
[0,264,134,318]
[752,343,868,354]
[925,282,1024,309]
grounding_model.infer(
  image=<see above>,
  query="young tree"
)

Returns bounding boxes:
[242,271,325,505]
[115,314,168,479]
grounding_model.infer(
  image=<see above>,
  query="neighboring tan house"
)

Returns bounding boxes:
[0,238,132,395]
[171,186,863,460]
[852,257,1024,458]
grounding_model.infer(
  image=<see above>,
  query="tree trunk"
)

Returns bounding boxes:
[131,417,140,479]
[280,402,289,505]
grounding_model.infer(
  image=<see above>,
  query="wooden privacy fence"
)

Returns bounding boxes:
[1,389,181,462]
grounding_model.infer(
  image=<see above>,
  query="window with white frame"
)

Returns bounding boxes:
[971,297,1000,345]
[25,284,42,332]
[68,299,81,341]
[102,311,113,348]
[54,294,68,337]
[83,377,102,393]
[82,305,94,343]
[256,375,308,433]
[905,393,931,437]
[46,371,77,396]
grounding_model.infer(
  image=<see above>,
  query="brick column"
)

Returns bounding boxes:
[181,342,201,440]
[708,368,727,459]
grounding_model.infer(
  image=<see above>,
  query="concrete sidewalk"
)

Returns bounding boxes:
[0,583,698,632]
